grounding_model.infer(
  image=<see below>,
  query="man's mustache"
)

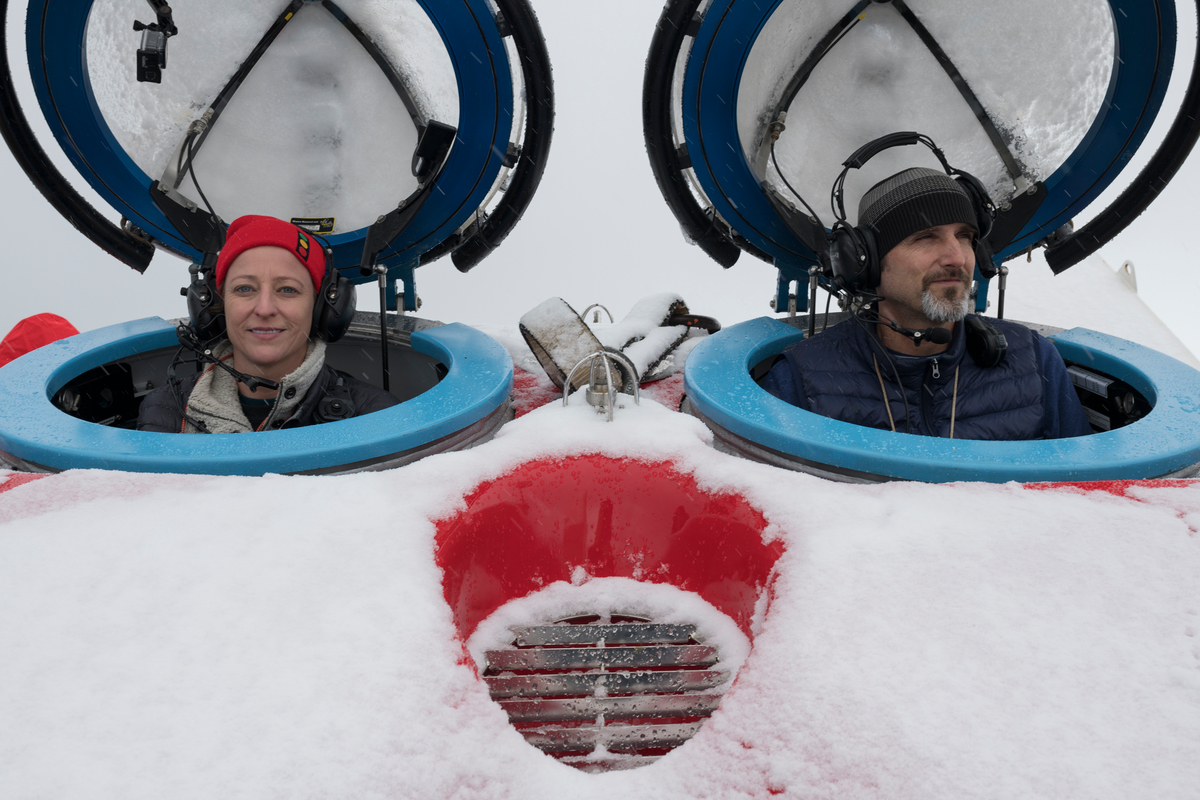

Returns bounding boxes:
[922,270,970,291]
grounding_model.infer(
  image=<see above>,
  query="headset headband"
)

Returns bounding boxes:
[830,131,994,240]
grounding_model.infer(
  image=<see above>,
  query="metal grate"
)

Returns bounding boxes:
[483,615,729,772]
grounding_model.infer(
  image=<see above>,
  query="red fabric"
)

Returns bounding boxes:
[214,215,326,290]
[0,313,79,368]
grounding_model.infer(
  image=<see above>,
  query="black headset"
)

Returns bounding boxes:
[824,131,998,294]
[185,231,356,344]
[308,238,357,343]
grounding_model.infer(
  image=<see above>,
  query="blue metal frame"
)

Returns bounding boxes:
[0,318,513,475]
[684,317,1200,483]
[25,0,514,283]
[679,0,1175,270]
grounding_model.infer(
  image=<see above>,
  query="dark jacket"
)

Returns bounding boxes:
[137,362,399,433]
[760,317,1092,440]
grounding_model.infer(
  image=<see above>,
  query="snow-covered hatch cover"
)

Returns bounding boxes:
[645,0,1199,290]
[13,0,554,291]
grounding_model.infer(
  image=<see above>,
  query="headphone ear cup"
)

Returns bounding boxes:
[825,224,877,293]
[186,271,225,341]
[311,272,357,342]
[953,172,995,241]
[826,224,859,291]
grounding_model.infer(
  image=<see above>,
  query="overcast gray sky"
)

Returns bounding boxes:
[2,0,1198,358]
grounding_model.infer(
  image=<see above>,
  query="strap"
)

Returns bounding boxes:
[891,0,1022,181]
[949,365,960,439]
[873,354,897,433]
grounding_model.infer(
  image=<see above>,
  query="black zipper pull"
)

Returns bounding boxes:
[931,358,940,380]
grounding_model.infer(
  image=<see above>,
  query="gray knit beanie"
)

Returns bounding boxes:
[857,167,977,257]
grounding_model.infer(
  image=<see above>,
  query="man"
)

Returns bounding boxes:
[761,167,1092,440]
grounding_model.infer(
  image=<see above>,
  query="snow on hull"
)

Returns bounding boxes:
[1,396,1198,799]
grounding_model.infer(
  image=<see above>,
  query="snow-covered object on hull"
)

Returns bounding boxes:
[520,298,613,391]
[519,294,699,392]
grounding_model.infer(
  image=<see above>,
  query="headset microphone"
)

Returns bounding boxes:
[175,325,281,392]
[875,316,953,347]
[914,327,952,345]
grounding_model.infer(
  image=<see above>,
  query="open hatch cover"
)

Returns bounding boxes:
[645,0,1200,285]
[5,0,553,297]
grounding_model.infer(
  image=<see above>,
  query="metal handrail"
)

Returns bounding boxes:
[562,350,641,421]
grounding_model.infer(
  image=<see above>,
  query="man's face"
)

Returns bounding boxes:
[222,246,315,382]
[876,222,976,327]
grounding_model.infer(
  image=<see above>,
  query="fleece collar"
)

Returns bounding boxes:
[182,339,327,434]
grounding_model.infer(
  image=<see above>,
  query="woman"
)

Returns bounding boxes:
[137,215,398,433]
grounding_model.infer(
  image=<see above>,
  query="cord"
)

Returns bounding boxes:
[176,325,280,393]
[185,135,217,219]
[770,139,822,225]
[166,345,212,433]
[848,302,912,434]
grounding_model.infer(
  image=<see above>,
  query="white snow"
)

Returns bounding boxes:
[589,293,682,348]
[0,398,1198,798]
[590,293,689,377]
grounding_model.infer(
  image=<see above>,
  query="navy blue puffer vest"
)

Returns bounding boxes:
[778,317,1045,440]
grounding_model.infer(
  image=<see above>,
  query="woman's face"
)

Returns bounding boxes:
[222,246,315,385]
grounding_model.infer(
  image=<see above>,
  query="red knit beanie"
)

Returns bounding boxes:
[214,215,327,291]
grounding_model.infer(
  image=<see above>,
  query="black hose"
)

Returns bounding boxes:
[1046,0,1200,273]
[450,0,555,272]
[0,0,154,272]
[642,0,742,268]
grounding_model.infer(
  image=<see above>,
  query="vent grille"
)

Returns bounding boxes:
[484,615,728,772]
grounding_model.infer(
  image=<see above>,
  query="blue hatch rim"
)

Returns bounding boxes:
[0,317,514,476]
[684,316,1200,484]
